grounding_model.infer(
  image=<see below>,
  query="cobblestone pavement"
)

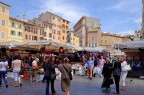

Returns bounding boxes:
[0,75,144,95]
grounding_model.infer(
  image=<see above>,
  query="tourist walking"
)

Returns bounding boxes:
[43,57,56,95]
[82,56,87,76]
[32,57,39,81]
[113,61,121,94]
[11,55,23,87]
[101,58,113,89]
[60,57,72,95]
[121,57,128,91]
[99,56,106,77]
[86,57,94,80]
[0,56,8,88]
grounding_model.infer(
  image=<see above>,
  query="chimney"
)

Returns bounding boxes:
[17,15,20,20]
[22,14,27,22]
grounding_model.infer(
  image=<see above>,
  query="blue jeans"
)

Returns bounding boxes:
[0,71,8,85]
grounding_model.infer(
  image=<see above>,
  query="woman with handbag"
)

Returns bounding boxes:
[0,56,8,88]
[60,57,72,95]
[101,58,113,90]
[113,61,121,94]
[120,57,129,91]
[11,55,23,87]
[43,57,56,95]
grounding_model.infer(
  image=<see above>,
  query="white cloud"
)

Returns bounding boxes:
[37,0,90,28]
[107,0,141,13]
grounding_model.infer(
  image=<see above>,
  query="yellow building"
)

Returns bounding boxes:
[8,17,24,43]
[0,2,10,42]
[71,32,80,46]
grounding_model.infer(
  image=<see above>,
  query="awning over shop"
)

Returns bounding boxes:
[114,40,144,49]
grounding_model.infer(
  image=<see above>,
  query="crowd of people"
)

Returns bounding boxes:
[71,55,130,94]
[0,52,131,95]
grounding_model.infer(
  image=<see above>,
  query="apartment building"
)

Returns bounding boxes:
[100,32,130,48]
[73,16,101,47]
[23,22,45,43]
[8,17,24,43]
[0,2,10,42]
[29,18,53,41]
[29,11,70,44]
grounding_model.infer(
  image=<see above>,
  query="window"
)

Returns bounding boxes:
[18,32,22,37]
[95,43,97,47]
[67,21,69,24]
[89,43,91,47]
[30,27,33,32]
[58,36,60,40]
[57,31,60,35]
[53,17,55,20]
[57,25,61,29]
[92,43,94,47]
[25,35,28,39]
[10,30,16,36]
[2,20,5,26]
[29,35,32,40]
[0,32,5,40]
[58,18,61,22]
[62,24,65,28]
[44,24,47,28]
[63,36,64,40]
[63,20,65,23]
[66,26,68,29]
[34,28,38,34]
[53,30,56,34]
[49,33,52,38]
[34,36,37,41]
[25,26,27,31]
[2,6,5,13]
[40,37,44,40]
[44,32,46,37]
[53,35,55,39]
[49,26,52,29]
[18,24,22,29]
[54,24,56,27]
[11,22,15,27]
[63,30,65,33]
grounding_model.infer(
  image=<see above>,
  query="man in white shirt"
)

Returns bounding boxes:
[99,56,106,77]
[32,58,39,81]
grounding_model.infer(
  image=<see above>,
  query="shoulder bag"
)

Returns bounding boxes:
[113,63,121,76]
[122,64,131,72]
[63,65,72,80]
[19,61,24,75]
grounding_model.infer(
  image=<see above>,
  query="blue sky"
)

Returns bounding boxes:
[1,0,142,35]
